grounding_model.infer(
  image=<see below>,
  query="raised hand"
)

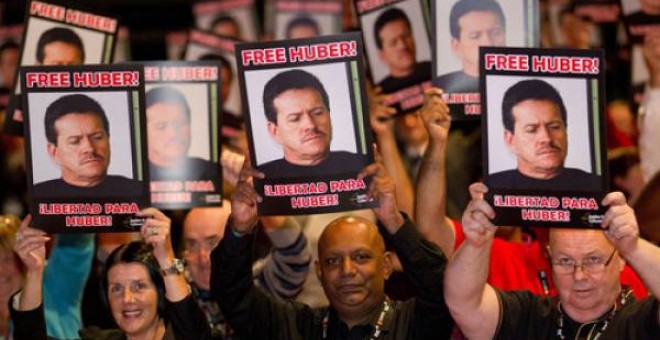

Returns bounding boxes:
[221,148,246,186]
[461,183,497,248]
[138,208,174,267]
[13,215,49,274]
[601,192,640,256]
[231,156,264,235]
[368,85,397,137]
[419,87,451,143]
[358,145,403,232]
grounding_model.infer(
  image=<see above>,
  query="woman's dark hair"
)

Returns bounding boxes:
[100,241,166,316]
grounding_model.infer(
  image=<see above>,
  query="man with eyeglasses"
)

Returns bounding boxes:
[182,202,311,338]
[444,182,660,339]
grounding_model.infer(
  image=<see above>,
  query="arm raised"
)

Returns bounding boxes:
[415,87,455,256]
[444,183,501,340]
[601,192,660,324]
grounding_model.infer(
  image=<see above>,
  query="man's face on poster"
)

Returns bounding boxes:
[212,20,241,40]
[377,19,417,77]
[47,112,111,186]
[41,41,84,66]
[267,87,332,165]
[504,99,568,179]
[451,10,505,77]
[288,23,320,40]
[146,102,191,166]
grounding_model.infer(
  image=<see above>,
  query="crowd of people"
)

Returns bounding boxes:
[0,0,659,339]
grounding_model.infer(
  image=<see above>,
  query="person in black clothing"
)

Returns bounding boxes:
[211,153,454,339]
[146,86,220,193]
[435,0,506,93]
[260,69,366,178]
[373,7,431,93]
[33,94,141,197]
[488,79,601,191]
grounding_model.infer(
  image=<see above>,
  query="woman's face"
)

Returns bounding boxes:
[107,263,160,337]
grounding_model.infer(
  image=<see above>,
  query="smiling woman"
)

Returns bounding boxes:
[9,209,212,340]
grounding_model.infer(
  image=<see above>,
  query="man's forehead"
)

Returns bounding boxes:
[146,102,187,118]
[549,228,612,252]
[276,87,322,100]
[458,10,503,31]
[44,41,82,56]
[55,112,104,127]
[318,217,383,253]
[380,18,410,33]
[512,99,562,120]
[45,40,79,48]
[274,87,325,111]
[184,226,222,241]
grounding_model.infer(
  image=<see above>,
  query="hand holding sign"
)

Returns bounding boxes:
[231,157,263,235]
[13,214,49,312]
[13,215,48,274]
[359,145,403,233]
[602,192,640,257]
[368,85,396,137]
[221,148,245,186]
[462,183,497,248]
[138,208,174,268]
[419,87,451,144]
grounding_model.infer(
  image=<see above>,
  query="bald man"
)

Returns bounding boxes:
[183,201,311,338]
[211,156,454,339]
[314,215,393,328]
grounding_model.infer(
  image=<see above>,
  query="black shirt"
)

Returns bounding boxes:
[210,216,454,340]
[495,290,660,340]
[378,61,432,94]
[487,168,601,192]
[259,151,368,179]
[150,157,219,183]
[434,70,478,94]
[33,175,142,197]
[11,294,212,340]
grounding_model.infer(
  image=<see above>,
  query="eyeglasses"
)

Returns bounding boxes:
[551,249,617,275]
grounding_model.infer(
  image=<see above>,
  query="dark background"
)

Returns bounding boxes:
[0,0,267,60]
